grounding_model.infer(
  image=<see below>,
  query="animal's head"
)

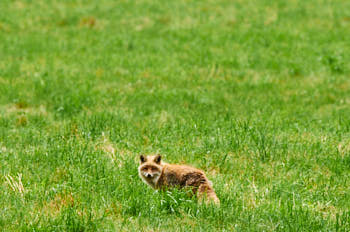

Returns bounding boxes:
[138,155,163,182]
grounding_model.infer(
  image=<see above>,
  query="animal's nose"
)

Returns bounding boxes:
[146,174,152,178]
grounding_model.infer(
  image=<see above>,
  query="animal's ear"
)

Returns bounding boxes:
[154,155,161,164]
[140,155,146,163]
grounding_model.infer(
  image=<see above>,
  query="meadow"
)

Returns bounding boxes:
[0,0,350,231]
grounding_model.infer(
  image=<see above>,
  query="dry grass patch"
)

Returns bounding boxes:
[40,193,76,218]
[4,173,26,198]
[95,133,134,167]
[0,104,48,116]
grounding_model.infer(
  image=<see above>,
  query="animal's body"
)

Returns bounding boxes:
[138,155,220,205]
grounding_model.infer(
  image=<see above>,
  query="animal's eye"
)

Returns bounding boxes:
[151,167,158,171]
[142,167,147,171]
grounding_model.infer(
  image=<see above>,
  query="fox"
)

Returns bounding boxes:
[138,154,220,205]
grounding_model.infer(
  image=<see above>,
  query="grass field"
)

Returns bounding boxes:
[1,0,350,231]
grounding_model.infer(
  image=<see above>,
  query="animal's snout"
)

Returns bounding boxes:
[146,173,152,178]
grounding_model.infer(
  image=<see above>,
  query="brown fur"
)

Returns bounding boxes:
[138,155,220,205]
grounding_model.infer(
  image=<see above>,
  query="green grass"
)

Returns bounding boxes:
[1,0,350,231]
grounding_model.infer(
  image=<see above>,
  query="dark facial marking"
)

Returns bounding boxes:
[154,155,161,164]
[140,155,146,163]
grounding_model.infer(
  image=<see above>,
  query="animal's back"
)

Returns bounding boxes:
[161,164,205,186]
[157,163,220,204]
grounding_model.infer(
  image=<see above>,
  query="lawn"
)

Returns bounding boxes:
[0,0,350,231]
